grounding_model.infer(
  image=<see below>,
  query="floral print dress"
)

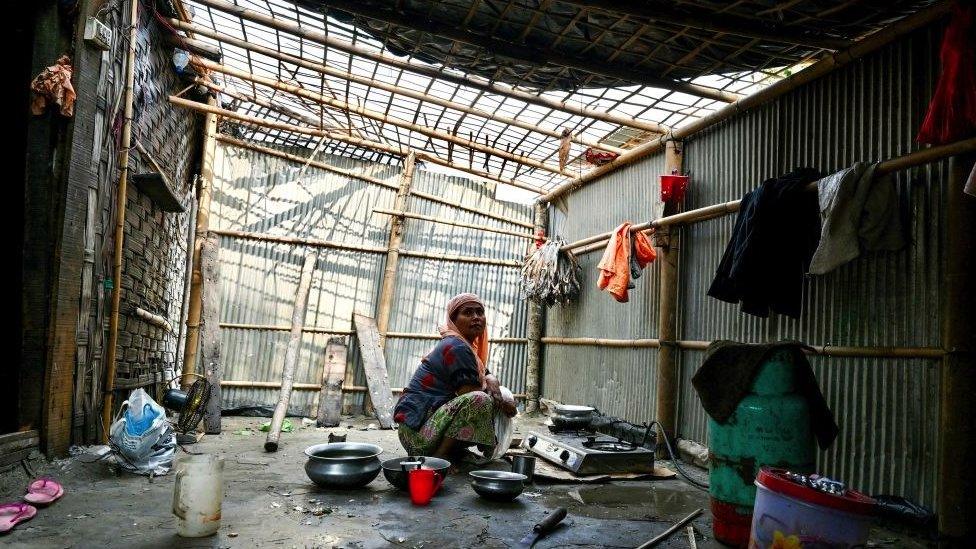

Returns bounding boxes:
[394,336,497,455]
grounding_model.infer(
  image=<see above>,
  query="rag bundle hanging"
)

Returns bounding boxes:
[808,162,905,275]
[30,55,76,117]
[597,222,656,303]
[916,1,976,147]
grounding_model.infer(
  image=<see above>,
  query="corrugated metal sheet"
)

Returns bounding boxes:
[542,25,945,508]
[545,153,666,419]
[211,144,532,415]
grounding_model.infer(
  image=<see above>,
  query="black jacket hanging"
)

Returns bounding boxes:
[707,168,821,318]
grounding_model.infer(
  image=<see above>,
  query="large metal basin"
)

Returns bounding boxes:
[304,442,383,489]
[469,470,526,501]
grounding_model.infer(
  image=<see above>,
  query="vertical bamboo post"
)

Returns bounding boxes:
[182,96,218,388]
[199,235,223,433]
[265,252,317,452]
[524,201,548,414]
[376,152,416,346]
[938,155,975,538]
[655,140,683,457]
[101,0,140,440]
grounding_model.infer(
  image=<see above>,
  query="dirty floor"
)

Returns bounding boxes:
[0,416,930,548]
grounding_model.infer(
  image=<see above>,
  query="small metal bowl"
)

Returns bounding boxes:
[304,442,383,489]
[381,456,452,491]
[469,470,527,502]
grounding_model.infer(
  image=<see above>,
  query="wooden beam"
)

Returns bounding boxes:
[163,33,222,61]
[102,0,140,441]
[310,0,741,102]
[195,57,572,178]
[200,235,223,434]
[654,140,682,459]
[540,1,954,204]
[182,97,218,388]
[559,0,850,50]
[524,202,547,413]
[316,338,347,427]
[179,0,670,133]
[175,20,626,153]
[168,94,544,193]
[265,252,317,451]
[213,135,533,228]
[376,152,416,344]
[372,208,537,240]
[200,78,336,131]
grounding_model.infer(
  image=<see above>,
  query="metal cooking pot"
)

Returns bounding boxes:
[469,470,527,501]
[551,404,597,430]
[381,456,451,491]
[304,442,383,489]
[552,404,596,418]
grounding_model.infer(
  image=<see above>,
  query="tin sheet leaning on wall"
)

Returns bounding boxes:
[542,25,944,508]
[210,142,532,417]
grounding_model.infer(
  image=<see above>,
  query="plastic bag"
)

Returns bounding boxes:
[491,387,516,460]
[109,388,176,476]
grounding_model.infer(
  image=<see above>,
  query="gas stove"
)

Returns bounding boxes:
[522,429,656,475]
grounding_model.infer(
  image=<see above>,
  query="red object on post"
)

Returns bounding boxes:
[660,174,689,203]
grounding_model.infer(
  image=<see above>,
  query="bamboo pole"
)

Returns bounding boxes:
[168,95,541,193]
[655,140,683,458]
[373,208,537,240]
[193,58,573,178]
[541,337,944,359]
[938,154,976,538]
[181,97,219,388]
[215,135,533,229]
[265,252,317,452]
[219,380,528,399]
[564,137,976,255]
[310,0,740,102]
[102,0,140,440]
[540,1,955,204]
[175,21,626,154]
[524,202,548,413]
[210,227,519,266]
[133,307,171,332]
[376,152,416,345]
[177,1,670,134]
[217,323,527,342]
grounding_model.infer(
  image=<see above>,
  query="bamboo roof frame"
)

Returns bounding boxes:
[173,0,942,193]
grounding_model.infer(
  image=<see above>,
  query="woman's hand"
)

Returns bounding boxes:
[484,374,502,400]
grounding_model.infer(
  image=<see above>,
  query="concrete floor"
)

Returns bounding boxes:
[0,416,931,548]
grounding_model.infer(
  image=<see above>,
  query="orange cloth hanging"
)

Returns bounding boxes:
[597,222,656,303]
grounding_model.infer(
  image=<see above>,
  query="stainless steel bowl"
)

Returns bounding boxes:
[381,456,452,491]
[553,404,595,418]
[304,442,383,489]
[469,470,527,501]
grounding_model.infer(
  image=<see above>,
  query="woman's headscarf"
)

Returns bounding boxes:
[439,293,490,385]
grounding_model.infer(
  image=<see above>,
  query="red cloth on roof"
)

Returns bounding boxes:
[597,222,656,303]
[916,1,976,145]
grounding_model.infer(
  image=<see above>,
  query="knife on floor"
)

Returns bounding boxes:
[517,507,568,548]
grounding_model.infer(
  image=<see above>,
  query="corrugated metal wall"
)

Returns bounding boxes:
[543,24,945,508]
[546,154,666,420]
[211,143,532,416]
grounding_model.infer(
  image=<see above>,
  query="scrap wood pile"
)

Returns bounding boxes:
[520,237,582,306]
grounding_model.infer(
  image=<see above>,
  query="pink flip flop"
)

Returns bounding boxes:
[23,478,64,506]
[0,503,37,534]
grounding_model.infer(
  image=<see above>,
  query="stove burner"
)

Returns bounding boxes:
[582,437,638,452]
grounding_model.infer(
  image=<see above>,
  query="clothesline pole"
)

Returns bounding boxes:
[564,137,976,256]
[376,152,416,347]
[655,140,683,458]
[938,154,976,536]
[525,202,548,414]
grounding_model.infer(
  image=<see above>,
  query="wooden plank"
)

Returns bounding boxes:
[265,252,317,451]
[0,449,33,468]
[0,431,40,455]
[200,235,222,434]
[316,338,348,427]
[352,313,395,429]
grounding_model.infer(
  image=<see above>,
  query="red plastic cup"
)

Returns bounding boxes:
[408,469,444,506]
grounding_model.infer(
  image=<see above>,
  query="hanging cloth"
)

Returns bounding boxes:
[30,55,76,117]
[597,222,656,303]
[808,162,905,275]
[916,1,976,146]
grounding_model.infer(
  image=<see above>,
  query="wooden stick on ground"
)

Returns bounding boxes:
[635,508,704,549]
[265,252,317,452]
